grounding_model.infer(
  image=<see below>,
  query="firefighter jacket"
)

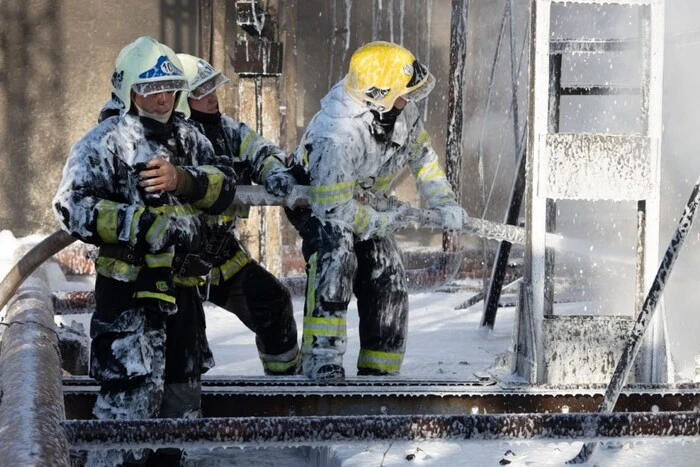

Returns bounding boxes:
[53,112,236,284]
[189,111,287,283]
[290,80,458,240]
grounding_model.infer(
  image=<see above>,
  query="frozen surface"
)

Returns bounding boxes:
[3,230,700,465]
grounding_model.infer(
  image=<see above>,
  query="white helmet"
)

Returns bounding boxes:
[110,36,190,117]
[177,53,230,99]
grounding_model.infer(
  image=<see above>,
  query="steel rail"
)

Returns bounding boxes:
[62,379,700,420]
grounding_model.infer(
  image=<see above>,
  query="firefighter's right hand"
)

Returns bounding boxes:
[379,203,411,236]
[437,203,468,232]
[138,158,179,193]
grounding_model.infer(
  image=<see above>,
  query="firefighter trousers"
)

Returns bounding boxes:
[208,261,300,375]
[300,221,409,376]
[88,275,211,465]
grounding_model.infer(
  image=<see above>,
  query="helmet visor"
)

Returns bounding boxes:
[191,73,230,99]
[403,72,435,103]
[132,79,188,97]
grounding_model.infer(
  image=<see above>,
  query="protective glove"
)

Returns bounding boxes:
[436,203,468,232]
[264,167,298,197]
[376,203,411,237]
[133,249,177,315]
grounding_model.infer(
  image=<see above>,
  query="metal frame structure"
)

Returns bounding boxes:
[515,0,669,385]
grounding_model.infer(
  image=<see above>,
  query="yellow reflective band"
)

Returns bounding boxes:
[173,275,206,287]
[134,291,176,304]
[129,207,145,240]
[416,130,430,145]
[195,165,225,208]
[303,315,346,329]
[219,250,250,281]
[427,186,454,202]
[304,253,318,319]
[239,131,255,159]
[352,204,371,233]
[378,213,388,236]
[373,174,394,191]
[263,359,297,374]
[357,349,403,372]
[311,181,355,205]
[416,161,446,183]
[260,155,284,180]
[261,349,300,374]
[95,200,121,244]
[302,317,346,345]
[95,257,141,281]
[209,267,222,285]
[146,214,168,242]
[167,205,197,216]
[302,252,316,352]
[144,252,173,268]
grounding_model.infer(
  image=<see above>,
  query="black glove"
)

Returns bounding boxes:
[264,167,298,197]
[133,249,177,315]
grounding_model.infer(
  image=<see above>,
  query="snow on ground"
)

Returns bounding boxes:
[189,294,700,467]
[3,231,700,465]
[204,287,512,380]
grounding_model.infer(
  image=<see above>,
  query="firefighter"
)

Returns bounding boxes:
[176,53,300,376]
[53,36,236,465]
[289,41,468,381]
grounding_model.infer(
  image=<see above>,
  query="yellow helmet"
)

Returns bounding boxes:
[176,53,230,100]
[111,36,190,117]
[344,41,435,113]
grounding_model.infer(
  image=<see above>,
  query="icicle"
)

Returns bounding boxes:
[399,0,405,45]
[372,0,382,40]
[251,0,265,36]
[340,0,353,82]
[422,0,433,122]
[329,0,337,89]
[388,0,394,43]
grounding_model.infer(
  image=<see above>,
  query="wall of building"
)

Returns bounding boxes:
[0,0,536,277]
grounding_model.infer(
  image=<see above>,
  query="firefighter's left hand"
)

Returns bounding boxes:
[139,158,179,192]
[264,167,298,197]
[437,203,468,232]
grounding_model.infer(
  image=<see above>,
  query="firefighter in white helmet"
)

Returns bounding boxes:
[177,52,301,376]
[53,36,236,465]
[289,41,468,381]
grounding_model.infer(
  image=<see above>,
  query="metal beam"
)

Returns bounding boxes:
[63,411,700,449]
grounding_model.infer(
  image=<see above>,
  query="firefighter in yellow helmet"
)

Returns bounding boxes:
[288,41,468,381]
[176,53,301,376]
[53,36,236,465]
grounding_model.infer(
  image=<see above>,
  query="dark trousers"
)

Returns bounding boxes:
[208,261,299,374]
[299,219,409,375]
[89,275,211,465]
